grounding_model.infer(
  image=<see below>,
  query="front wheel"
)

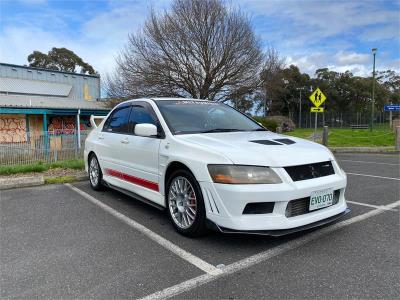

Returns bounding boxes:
[166,169,208,237]
[88,154,104,191]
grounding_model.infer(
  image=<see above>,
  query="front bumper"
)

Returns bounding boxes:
[200,167,348,233]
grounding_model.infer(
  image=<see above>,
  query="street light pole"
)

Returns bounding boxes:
[370,48,377,131]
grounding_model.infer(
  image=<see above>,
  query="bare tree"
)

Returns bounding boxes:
[258,47,286,115]
[106,0,263,102]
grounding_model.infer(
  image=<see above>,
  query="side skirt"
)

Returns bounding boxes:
[104,181,165,211]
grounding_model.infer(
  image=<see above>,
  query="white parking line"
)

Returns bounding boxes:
[338,159,399,166]
[347,200,398,211]
[346,172,400,181]
[140,200,400,300]
[65,183,222,276]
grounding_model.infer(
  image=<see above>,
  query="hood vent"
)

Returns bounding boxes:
[250,140,283,145]
[251,138,296,146]
[273,138,296,145]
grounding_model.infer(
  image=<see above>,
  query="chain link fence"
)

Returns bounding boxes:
[0,130,90,166]
[290,111,396,129]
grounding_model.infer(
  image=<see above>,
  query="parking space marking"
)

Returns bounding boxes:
[347,200,398,212]
[65,183,222,276]
[140,200,400,300]
[346,172,400,181]
[338,159,399,166]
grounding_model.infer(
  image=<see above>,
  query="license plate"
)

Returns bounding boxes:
[309,188,334,211]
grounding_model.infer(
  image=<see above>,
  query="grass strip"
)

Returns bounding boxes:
[44,175,77,184]
[0,159,84,175]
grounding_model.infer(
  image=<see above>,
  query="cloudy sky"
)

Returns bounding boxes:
[1,0,399,78]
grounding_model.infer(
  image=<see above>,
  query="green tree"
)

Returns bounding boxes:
[27,47,96,74]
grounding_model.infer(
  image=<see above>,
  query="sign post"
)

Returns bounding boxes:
[384,104,400,128]
[309,88,326,141]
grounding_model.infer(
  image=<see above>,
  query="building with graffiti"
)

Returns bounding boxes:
[0,63,110,163]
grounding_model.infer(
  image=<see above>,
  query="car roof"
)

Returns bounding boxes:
[114,97,211,109]
[150,97,209,101]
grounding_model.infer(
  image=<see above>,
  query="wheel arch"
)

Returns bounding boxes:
[163,161,197,198]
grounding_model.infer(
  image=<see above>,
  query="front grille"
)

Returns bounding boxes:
[285,190,340,217]
[284,161,335,182]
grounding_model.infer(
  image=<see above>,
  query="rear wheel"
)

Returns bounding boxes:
[88,154,103,191]
[166,169,208,237]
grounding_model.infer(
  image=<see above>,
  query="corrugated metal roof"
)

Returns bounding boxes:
[0,77,72,97]
[0,94,108,110]
[0,63,100,78]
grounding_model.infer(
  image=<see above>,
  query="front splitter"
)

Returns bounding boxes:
[210,208,351,237]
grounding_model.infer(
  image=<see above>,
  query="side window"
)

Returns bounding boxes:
[103,106,131,133]
[128,105,158,134]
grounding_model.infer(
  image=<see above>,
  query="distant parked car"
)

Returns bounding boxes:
[85,98,349,237]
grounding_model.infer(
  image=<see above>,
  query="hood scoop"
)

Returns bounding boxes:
[250,140,283,145]
[250,138,296,146]
[274,138,296,145]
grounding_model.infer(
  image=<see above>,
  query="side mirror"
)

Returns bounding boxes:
[134,123,158,137]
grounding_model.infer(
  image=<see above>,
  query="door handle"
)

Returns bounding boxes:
[98,134,104,140]
[121,139,129,144]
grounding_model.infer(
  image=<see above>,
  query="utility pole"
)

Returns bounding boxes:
[296,87,304,128]
[370,48,377,131]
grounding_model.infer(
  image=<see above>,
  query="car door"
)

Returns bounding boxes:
[96,103,131,187]
[118,102,163,205]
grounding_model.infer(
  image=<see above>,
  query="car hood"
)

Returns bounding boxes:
[175,131,334,167]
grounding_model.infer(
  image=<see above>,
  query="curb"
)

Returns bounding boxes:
[329,146,398,153]
[0,176,45,190]
[0,173,88,190]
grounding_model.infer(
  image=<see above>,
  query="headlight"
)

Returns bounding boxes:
[208,165,282,184]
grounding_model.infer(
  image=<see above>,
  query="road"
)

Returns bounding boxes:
[1,153,399,299]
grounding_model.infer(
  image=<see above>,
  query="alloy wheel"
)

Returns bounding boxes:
[168,176,197,229]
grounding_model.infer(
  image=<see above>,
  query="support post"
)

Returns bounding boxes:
[322,126,328,146]
[77,109,81,149]
[396,126,400,151]
[43,113,49,158]
[313,112,318,142]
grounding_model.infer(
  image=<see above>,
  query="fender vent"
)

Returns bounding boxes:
[274,138,296,145]
[204,188,220,214]
[250,140,282,145]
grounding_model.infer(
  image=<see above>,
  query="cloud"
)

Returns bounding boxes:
[0,0,398,83]
[335,51,370,65]
[361,25,400,42]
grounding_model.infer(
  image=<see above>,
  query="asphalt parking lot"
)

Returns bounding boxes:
[1,153,399,299]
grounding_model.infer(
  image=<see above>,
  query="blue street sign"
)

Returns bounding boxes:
[384,104,400,111]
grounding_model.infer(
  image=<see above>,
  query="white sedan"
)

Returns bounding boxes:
[85,98,349,237]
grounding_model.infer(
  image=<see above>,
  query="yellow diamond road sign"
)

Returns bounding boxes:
[309,88,326,107]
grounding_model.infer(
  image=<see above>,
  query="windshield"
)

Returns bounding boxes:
[155,100,265,135]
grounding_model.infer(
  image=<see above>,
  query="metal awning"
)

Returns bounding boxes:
[0,77,72,97]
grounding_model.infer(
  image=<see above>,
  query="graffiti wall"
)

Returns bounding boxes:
[0,114,27,143]
[48,116,90,134]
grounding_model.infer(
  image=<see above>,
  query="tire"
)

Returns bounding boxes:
[88,154,104,191]
[166,169,208,237]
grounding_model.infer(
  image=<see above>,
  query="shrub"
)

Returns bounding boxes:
[253,116,279,132]
[253,116,296,132]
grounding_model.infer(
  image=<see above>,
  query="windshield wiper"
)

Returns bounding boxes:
[201,128,243,133]
[251,128,268,131]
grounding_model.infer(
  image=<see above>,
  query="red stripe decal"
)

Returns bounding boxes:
[105,168,159,192]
